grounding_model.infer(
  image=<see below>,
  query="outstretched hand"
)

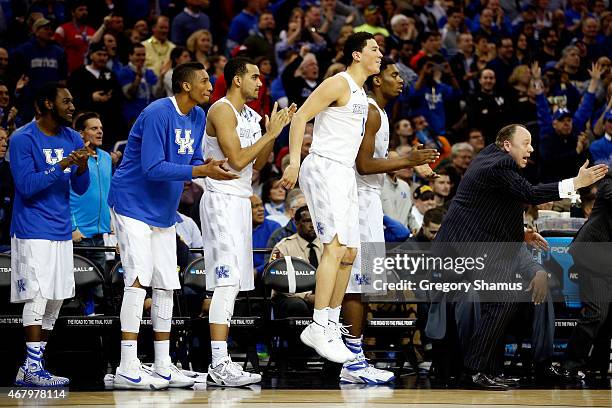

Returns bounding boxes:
[405,144,440,167]
[573,159,608,189]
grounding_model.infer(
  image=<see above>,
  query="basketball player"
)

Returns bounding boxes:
[108,62,237,390]
[339,57,439,383]
[202,57,295,387]
[279,32,384,363]
[10,83,92,386]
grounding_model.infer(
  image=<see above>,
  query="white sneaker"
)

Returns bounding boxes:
[207,356,262,387]
[16,364,70,387]
[300,322,353,364]
[113,359,169,390]
[340,352,395,385]
[328,322,358,362]
[144,361,195,388]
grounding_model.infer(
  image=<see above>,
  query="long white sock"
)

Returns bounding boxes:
[313,307,329,327]
[211,341,228,367]
[154,340,170,367]
[25,342,42,371]
[120,340,137,369]
[328,306,341,325]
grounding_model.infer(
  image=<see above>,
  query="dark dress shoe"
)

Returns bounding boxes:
[534,364,563,382]
[492,374,521,387]
[464,373,509,390]
[559,368,585,383]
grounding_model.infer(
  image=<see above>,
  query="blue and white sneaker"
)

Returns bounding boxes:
[113,359,169,390]
[340,352,395,385]
[142,361,195,388]
[16,364,70,387]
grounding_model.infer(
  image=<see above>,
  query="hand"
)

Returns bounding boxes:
[573,160,609,189]
[6,106,18,126]
[576,132,588,154]
[195,158,240,180]
[160,59,171,78]
[72,229,84,243]
[93,90,111,102]
[15,75,28,93]
[299,44,310,57]
[530,62,541,80]
[69,144,92,171]
[404,144,440,166]
[110,150,122,166]
[280,163,299,189]
[414,163,439,179]
[526,270,548,305]
[588,61,603,81]
[433,68,442,83]
[524,228,549,251]
[265,102,296,137]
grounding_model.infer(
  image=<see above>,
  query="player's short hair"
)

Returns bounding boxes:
[128,42,145,55]
[224,57,255,90]
[365,56,395,89]
[35,82,68,114]
[172,61,205,94]
[342,32,375,66]
[74,111,100,131]
[495,124,525,148]
[423,207,446,226]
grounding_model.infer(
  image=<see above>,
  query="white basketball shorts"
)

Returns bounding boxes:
[299,154,360,248]
[11,237,74,302]
[346,188,386,294]
[111,209,180,290]
[200,189,254,291]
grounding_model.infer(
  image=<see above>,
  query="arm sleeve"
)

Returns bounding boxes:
[189,114,205,166]
[572,91,595,133]
[493,161,561,205]
[9,135,64,199]
[69,136,90,195]
[516,244,542,282]
[383,215,411,242]
[536,93,554,137]
[140,110,194,181]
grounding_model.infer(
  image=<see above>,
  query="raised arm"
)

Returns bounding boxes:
[280,75,347,189]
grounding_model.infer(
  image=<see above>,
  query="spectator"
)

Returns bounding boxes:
[392,118,415,148]
[262,176,286,217]
[160,46,191,97]
[0,80,19,134]
[11,18,67,122]
[411,114,452,168]
[269,206,320,318]
[70,112,112,274]
[444,142,473,197]
[381,150,413,225]
[537,27,560,67]
[300,122,313,162]
[226,0,266,52]
[171,0,211,46]
[252,194,281,277]
[486,36,517,91]
[266,189,307,249]
[117,43,159,126]
[244,11,278,68]
[410,31,443,70]
[407,185,437,233]
[102,33,124,74]
[175,212,203,249]
[319,0,354,45]
[466,69,510,145]
[409,55,461,136]
[534,61,600,182]
[67,43,124,150]
[29,0,67,24]
[472,8,501,42]
[558,45,589,94]
[53,0,95,74]
[186,29,213,68]
[386,14,418,54]
[579,16,605,62]
[589,109,612,166]
[208,55,227,88]
[412,0,438,33]
[395,40,418,89]
[408,206,445,242]
[449,33,479,95]
[441,7,464,57]
[282,51,319,109]
[97,12,131,64]
[0,47,9,87]
[514,32,533,66]
[354,5,390,37]
[143,15,175,77]
[467,128,486,153]
[429,168,451,207]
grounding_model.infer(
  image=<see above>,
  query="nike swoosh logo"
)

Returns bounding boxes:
[157,373,171,381]
[118,374,142,383]
[352,89,358,93]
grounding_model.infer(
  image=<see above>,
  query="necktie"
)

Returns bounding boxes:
[307,242,318,268]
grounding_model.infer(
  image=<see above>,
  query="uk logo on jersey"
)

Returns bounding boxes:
[175,129,194,154]
[354,274,370,286]
[316,221,325,236]
[17,279,26,293]
[215,265,230,279]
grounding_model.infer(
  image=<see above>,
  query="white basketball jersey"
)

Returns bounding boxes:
[309,72,369,167]
[204,98,262,197]
[356,97,389,193]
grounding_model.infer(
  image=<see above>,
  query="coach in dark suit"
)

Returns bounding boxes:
[434,124,608,390]
[563,172,612,379]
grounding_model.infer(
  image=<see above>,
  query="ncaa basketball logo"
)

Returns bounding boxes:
[175,129,194,154]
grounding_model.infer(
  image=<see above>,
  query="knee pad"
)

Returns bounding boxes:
[120,286,146,333]
[209,285,240,326]
[22,294,47,327]
[42,299,63,331]
[151,288,173,333]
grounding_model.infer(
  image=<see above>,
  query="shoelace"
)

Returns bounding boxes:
[219,358,243,378]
